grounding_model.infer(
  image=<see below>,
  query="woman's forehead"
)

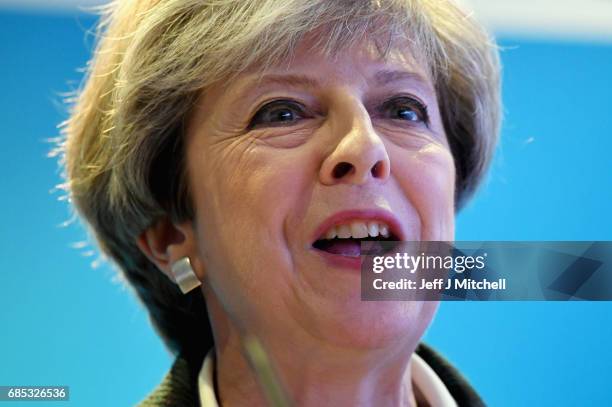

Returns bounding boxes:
[237,38,435,93]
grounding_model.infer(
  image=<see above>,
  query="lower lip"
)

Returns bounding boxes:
[312,249,363,271]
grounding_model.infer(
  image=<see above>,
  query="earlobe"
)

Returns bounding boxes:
[135,217,202,286]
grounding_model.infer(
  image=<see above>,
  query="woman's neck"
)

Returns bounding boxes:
[212,326,419,407]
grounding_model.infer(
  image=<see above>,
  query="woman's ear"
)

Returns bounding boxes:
[135,217,204,284]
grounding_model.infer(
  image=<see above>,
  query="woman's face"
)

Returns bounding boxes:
[185,40,455,349]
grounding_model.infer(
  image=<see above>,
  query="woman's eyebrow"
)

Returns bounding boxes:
[237,69,432,99]
[373,69,432,88]
[248,74,322,91]
[230,74,321,106]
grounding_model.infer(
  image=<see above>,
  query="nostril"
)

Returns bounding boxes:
[332,162,354,179]
[371,161,384,178]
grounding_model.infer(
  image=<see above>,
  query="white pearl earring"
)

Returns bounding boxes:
[170,257,201,294]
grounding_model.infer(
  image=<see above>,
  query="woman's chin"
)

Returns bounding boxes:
[304,300,438,350]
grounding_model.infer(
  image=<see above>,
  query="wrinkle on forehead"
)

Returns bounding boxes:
[243,28,434,88]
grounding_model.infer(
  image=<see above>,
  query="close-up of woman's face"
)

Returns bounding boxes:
[184,38,456,350]
[7,0,612,404]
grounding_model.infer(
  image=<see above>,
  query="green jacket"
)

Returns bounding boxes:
[138,343,485,406]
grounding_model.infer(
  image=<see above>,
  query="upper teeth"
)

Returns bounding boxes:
[323,221,390,240]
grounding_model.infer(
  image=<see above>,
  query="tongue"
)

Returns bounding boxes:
[321,240,361,257]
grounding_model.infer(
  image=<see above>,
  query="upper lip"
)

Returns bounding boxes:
[310,209,406,244]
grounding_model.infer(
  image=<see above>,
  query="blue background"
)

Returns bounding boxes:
[0,9,611,406]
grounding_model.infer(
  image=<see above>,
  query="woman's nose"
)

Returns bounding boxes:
[319,106,391,186]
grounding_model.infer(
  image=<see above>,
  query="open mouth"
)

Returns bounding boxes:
[312,221,399,257]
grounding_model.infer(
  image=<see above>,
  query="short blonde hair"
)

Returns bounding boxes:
[56,0,501,357]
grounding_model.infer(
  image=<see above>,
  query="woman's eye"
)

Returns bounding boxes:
[249,100,307,129]
[380,97,429,125]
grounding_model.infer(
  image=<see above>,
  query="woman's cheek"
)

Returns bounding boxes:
[203,142,307,261]
[392,142,455,241]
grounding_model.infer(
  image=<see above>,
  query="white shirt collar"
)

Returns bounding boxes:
[198,349,457,406]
